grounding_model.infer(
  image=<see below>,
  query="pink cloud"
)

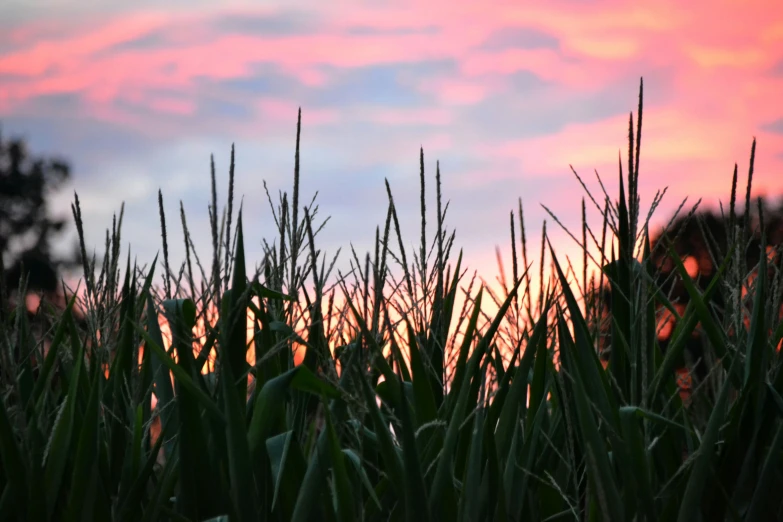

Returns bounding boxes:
[459,48,610,89]
[337,106,453,126]
[2,0,780,129]
[475,102,783,217]
[147,96,197,116]
[416,77,494,106]
[686,45,769,69]
[0,12,172,76]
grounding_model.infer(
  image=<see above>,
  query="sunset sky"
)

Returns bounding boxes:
[2,0,783,297]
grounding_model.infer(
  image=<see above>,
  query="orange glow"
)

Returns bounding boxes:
[656,303,685,341]
[675,367,692,404]
[683,255,699,279]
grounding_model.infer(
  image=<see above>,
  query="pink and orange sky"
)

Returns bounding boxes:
[2,0,783,294]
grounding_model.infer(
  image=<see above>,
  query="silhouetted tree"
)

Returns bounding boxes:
[590,197,783,398]
[650,199,782,302]
[0,127,80,318]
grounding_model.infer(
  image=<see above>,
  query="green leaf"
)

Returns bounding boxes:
[31,293,78,409]
[619,407,656,521]
[247,366,338,462]
[219,307,258,522]
[527,307,550,430]
[430,276,524,518]
[64,363,102,522]
[43,360,79,518]
[743,235,769,412]
[496,308,548,458]
[353,365,405,501]
[291,349,356,522]
[224,211,250,403]
[139,450,180,522]
[266,430,307,516]
[145,292,177,465]
[252,280,296,302]
[324,405,355,522]
[505,387,549,520]
[343,448,382,511]
[669,244,741,389]
[677,355,738,522]
[405,316,437,428]
[446,288,483,415]
[556,313,623,522]
[550,240,618,429]
[116,422,167,522]
[744,419,783,520]
[396,370,431,522]
[137,325,225,424]
[0,380,29,520]
[459,400,485,522]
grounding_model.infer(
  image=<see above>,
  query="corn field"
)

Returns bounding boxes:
[2,80,783,521]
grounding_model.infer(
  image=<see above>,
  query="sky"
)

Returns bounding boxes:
[1,0,783,303]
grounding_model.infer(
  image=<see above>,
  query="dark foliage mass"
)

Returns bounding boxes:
[594,195,783,389]
[650,197,783,303]
[0,128,80,315]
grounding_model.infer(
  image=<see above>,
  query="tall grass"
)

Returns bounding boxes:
[2,80,783,521]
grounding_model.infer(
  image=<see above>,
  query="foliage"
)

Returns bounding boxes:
[0,127,81,317]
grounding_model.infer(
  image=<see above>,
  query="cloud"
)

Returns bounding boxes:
[211,10,318,36]
[343,24,441,37]
[762,118,783,135]
[101,29,172,53]
[0,108,158,171]
[477,26,561,51]
[452,74,638,143]
[307,64,430,108]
